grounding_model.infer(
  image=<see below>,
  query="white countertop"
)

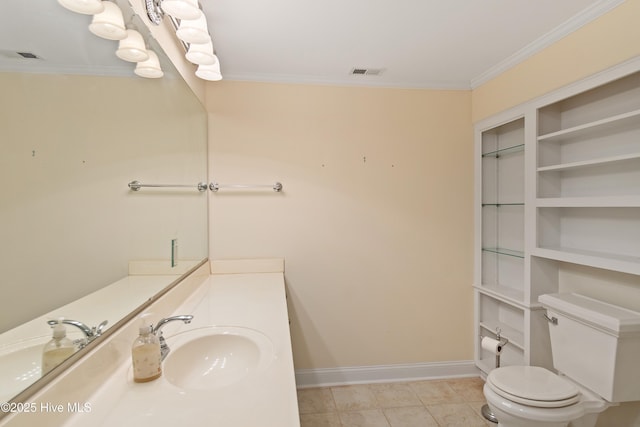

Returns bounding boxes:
[62,272,300,427]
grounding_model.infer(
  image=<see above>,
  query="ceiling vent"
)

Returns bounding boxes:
[18,52,40,59]
[0,50,42,60]
[350,68,385,76]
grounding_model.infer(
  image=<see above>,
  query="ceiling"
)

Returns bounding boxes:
[203,0,621,89]
[0,0,175,78]
[1,0,623,89]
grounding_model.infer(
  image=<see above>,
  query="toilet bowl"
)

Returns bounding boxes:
[481,293,640,427]
[483,366,610,427]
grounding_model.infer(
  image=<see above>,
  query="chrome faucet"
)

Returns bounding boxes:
[46,319,108,348]
[152,315,194,360]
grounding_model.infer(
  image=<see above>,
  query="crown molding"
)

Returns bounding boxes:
[470,0,626,89]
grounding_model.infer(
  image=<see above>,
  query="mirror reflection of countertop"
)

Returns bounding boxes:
[0,260,202,404]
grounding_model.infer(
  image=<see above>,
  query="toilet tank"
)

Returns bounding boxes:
[539,293,640,403]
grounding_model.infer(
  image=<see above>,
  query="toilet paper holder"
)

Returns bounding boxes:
[481,327,509,368]
[480,328,510,424]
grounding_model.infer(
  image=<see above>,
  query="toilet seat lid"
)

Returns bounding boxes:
[488,366,580,408]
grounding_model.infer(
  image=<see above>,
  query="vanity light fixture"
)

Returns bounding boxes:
[185,41,217,65]
[57,0,164,79]
[143,0,222,81]
[57,0,105,14]
[175,14,210,44]
[195,61,222,81]
[88,1,127,40]
[144,0,201,24]
[116,29,150,62]
[161,0,202,20]
[134,50,164,78]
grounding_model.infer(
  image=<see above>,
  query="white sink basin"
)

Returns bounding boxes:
[163,326,275,391]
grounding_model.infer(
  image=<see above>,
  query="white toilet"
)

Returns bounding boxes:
[483,293,640,427]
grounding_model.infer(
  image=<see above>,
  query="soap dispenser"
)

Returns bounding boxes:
[132,321,162,383]
[42,318,76,375]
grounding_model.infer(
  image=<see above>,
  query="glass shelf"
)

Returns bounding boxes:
[481,144,524,158]
[482,247,525,258]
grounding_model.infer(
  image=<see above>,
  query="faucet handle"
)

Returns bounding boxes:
[95,320,109,336]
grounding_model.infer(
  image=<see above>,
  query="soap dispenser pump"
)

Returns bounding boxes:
[132,320,162,383]
[42,318,76,375]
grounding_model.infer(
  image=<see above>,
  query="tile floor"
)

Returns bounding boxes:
[297,377,495,427]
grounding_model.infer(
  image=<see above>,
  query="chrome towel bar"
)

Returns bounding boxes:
[128,180,208,192]
[209,182,283,192]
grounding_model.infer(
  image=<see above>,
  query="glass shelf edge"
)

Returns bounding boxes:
[481,247,525,258]
[482,143,525,158]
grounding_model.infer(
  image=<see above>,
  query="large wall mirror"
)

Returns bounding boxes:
[0,0,208,402]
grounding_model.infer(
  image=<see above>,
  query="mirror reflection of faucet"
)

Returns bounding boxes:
[42,317,98,375]
[46,318,108,349]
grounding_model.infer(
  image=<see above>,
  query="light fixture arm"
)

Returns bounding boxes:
[144,0,164,25]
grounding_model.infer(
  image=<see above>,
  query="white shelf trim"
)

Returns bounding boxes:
[536,196,640,207]
[533,246,640,275]
[474,284,526,308]
[537,152,640,172]
[537,108,640,142]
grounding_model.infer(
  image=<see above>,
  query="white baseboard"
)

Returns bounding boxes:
[295,360,479,389]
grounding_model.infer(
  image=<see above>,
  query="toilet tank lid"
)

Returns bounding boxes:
[539,293,640,335]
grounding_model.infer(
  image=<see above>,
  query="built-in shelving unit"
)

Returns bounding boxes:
[474,64,640,378]
[536,71,640,276]
[475,117,528,372]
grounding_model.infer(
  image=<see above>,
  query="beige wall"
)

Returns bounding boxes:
[204,0,638,373]
[472,0,640,122]
[206,82,473,369]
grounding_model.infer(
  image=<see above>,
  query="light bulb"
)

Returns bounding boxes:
[161,0,202,20]
[176,14,210,44]
[186,41,217,65]
[57,0,104,15]
[88,1,127,40]
[195,62,222,81]
[116,30,150,62]
[134,50,163,78]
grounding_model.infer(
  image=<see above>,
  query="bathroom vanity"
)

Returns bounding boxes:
[0,260,300,427]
